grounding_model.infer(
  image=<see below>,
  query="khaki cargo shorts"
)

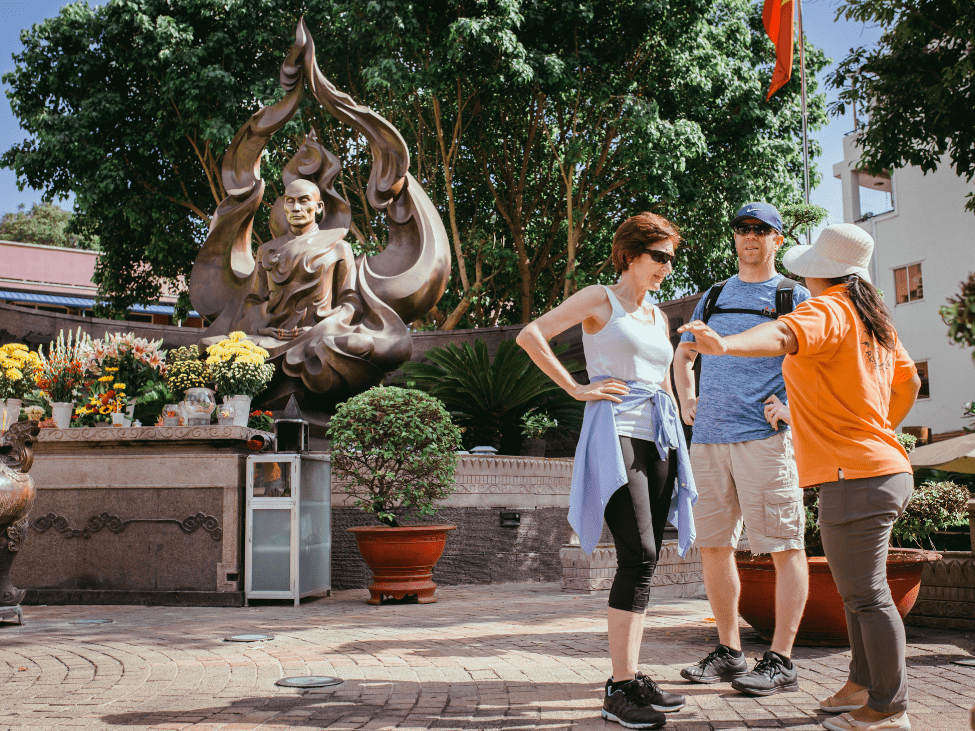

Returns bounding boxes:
[689,430,804,554]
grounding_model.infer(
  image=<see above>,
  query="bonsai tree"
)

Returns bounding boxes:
[326,386,462,527]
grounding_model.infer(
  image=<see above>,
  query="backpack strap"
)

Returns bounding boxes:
[775,277,798,318]
[701,279,728,325]
[702,276,799,323]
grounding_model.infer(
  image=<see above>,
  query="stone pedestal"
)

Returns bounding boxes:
[560,541,706,598]
[13,425,272,606]
[906,551,975,631]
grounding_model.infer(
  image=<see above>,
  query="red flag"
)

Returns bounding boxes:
[763,0,794,99]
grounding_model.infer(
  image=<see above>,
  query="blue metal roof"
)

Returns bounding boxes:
[0,290,199,318]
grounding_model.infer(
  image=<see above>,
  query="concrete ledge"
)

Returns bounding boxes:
[23,589,244,607]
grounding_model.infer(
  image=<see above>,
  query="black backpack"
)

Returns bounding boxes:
[701,277,799,324]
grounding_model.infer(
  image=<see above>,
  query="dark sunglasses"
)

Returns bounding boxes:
[646,249,676,265]
[733,222,775,237]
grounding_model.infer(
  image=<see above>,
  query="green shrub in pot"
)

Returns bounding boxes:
[326,386,462,527]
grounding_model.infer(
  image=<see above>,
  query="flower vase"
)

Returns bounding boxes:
[2,399,22,431]
[161,404,180,427]
[50,402,73,429]
[111,412,125,427]
[215,404,236,426]
[183,387,216,426]
[228,395,252,428]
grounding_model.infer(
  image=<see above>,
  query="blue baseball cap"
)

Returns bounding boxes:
[730,202,783,232]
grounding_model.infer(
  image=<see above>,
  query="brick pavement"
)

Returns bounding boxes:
[0,583,972,731]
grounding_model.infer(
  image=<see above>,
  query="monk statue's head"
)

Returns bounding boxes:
[284,179,325,234]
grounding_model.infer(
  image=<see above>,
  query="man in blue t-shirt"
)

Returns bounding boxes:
[674,202,811,696]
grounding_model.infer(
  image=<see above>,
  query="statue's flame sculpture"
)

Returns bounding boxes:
[189,18,450,411]
[0,420,40,612]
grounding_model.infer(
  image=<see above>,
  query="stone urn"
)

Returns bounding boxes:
[0,420,40,608]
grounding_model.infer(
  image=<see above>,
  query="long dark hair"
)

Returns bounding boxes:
[827,274,895,351]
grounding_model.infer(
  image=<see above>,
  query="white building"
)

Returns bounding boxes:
[833,133,975,437]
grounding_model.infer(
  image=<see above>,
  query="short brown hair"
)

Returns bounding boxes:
[611,212,681,274]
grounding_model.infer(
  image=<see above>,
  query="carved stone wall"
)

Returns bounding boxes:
[560,542,706,598]
[906,551,975,631]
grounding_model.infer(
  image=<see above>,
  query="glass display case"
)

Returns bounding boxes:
[245,454,331,605]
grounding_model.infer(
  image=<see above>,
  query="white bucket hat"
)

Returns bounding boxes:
[781,223,874,284]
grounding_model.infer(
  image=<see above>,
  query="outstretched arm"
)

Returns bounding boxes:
[677,320,798,358]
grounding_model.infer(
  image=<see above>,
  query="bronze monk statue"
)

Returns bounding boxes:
[189,19,449,412]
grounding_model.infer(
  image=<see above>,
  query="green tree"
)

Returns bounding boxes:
[830,0,975,212]
[3,0,827,325]
[0,202,96,249]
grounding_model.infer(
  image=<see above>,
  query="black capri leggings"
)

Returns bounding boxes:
[604,436,677,613]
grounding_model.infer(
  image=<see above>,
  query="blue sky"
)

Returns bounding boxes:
[0,0,883,239]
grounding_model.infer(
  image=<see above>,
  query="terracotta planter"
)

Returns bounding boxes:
[348,524,456,605]
[736,548,942,647]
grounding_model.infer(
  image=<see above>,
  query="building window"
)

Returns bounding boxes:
[893,263,923,304]
[915,361,930,400]
[855,170,894,221]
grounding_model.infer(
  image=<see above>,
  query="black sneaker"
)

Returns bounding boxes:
[601,677,667,729]
[680,645,748,684]
[730,651,799,696]
[635,671,685,712]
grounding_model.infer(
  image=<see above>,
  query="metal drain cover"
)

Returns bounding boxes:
[225,634,274,642]
[275,676,343,688]
[70,619,113,625]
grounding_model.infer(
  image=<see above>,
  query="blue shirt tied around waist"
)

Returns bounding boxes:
[568,378,698,557]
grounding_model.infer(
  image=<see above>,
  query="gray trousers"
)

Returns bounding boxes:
[818,471,914,714]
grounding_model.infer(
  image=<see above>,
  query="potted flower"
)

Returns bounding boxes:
[0,343,42,431]
[74,375,129,426]
[521,411,558,458]
[36,328,89,429]
[205,332,274,427]
[736,435,958,646]
[247,410,274,432]
[165,346,211,425]
[82,332,166,423]
[326,386,463,604]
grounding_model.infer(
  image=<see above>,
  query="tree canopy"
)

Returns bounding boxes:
[0,202,97,249]
[830,0,975,212]
[3,0,827,325]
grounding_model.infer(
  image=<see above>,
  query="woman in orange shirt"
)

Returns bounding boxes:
[679,224,921,731]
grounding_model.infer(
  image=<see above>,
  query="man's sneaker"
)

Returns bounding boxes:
[680,645,748,684]
[730,651,799,696]
[635,671,685,712]
[601,677,667,729]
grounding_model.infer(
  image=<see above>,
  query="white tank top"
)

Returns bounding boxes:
[583,285,674,441]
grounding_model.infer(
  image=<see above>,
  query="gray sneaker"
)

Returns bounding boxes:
[680,645,748,684]
[601,678,667,729]
[731,651,799,696]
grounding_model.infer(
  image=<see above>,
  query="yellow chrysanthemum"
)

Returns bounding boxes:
[106,366,119,372]
[98,375,114,382]
[229,331,246,342]
[5,368,22,381]
[114,383,126,390]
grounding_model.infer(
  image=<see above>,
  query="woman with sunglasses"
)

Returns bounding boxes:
[517,212,696,730]
[679,224,921,731]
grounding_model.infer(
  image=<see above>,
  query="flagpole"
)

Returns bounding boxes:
[797,0,812,244]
